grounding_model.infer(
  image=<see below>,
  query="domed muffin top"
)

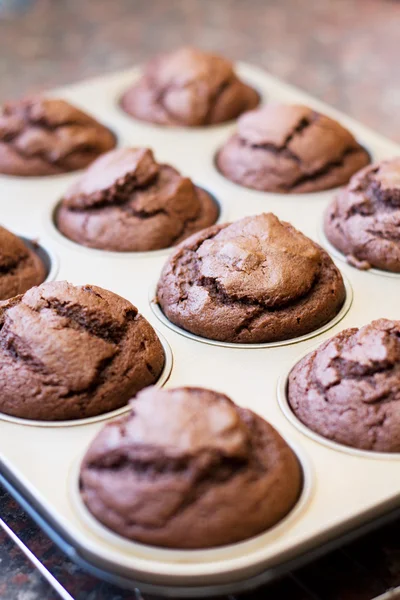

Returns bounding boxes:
[57,147,219,251]
[0,281,164,420]
[288,319,400,452]
[217,104,370,193]
[80,386,301,548]
[156,212,346,343]
[0,225,46,299]
[324,158,400,271]
[0,97,116,175]
[120,46,259,127]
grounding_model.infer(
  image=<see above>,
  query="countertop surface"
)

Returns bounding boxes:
[0,0,399,142]
[1,1,400,598]
[2,483,400,600]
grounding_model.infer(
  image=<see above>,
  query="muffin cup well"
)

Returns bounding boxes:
[20,235,59,284]
[117,91,263,132]
[69,431,313,560]
[149,275,353,349]
[0,332,172,428]
[48,190,226,258]
[277,348,400,460]
[318,224,400,279]
[116,68,263,132]
[212,140,372,197]
[0,121,119,181]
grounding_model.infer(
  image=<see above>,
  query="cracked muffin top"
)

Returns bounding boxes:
[324,158,400,272]
[0,97,116,176]
[56,147,219,251]
[156,213,346,344]
[288,319,400,452]
[0,226,46,300]
[80,386,301,548]
[0,281,164,421]
[120,46,259,127]
[216,104,370,193]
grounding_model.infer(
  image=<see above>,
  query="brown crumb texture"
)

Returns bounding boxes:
[216,104,370,193]
[120,46,259,127]
[0,226,46,299]
[324,158,400,272]
[56,147,219,251]
[0,98,116,176]
[156,213,346,344]
[0,281,164,420]
[288,319,400,452]
[80,386,302,548]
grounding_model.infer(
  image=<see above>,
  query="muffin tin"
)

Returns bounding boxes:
[0,62,400,597]
[277,344,400,461]
[18,234,59,285]
[150,276,353,349]
[318,224,400,279]
[49,188,227,259]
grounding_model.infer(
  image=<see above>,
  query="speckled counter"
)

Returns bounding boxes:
[1,1,400,599]
[2,482,400,600]
[0,0,399,142]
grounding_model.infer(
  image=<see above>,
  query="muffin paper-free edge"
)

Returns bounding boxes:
[115,66,265,133]
[0,119,119,183]
[318,224,400,279]
[68,431,313,570]
[212,138,373,198]
[0,331,173,428]
[48,191,227,259]
[20,235,60,285]
[149,274,353,349]
[277,346,400,460]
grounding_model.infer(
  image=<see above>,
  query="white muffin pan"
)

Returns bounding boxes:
[18,233,59,285]
[277,345,400,461]
[48,188,227,260]
[149,275,353,349]
[0,63,400,597]
[318,223,400,279]
[69,440,314,573]
[0,333,172,429]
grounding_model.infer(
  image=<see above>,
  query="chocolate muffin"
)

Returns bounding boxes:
[324,158,400,272]
[56,147,219,252]
[216,104,370,193]
[288,319,400,452]
[0,226,46,300]
[120,46,259,127]
[0,97,116,176]
[156,213,346,344]
[0,281,164,421]
[80,386,301,548]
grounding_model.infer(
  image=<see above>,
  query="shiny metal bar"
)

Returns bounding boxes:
[0,517,74,600]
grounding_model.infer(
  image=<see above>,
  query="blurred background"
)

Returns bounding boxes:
[0,0,399,142]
